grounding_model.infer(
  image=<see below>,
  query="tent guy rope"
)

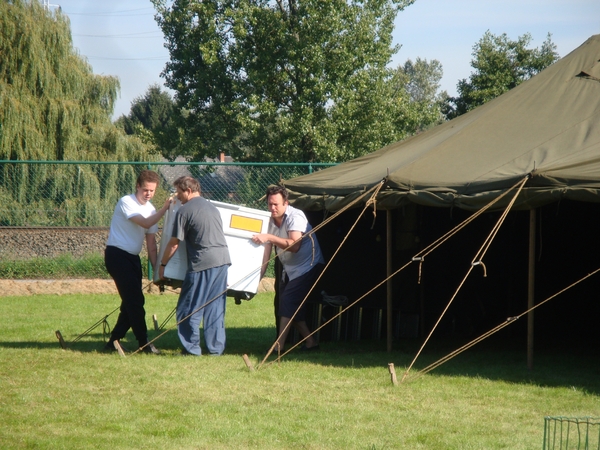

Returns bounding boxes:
[262,176,529,361]
[401,176,529,381]
[401,265,600,383]
[260,175,532,369]
[55,280,158,349]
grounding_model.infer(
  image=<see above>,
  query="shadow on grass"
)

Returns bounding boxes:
[1,325,598,395]
[229,329,600,395]
[0,330,178,354]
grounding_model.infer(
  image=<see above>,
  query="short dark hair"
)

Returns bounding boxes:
[173,176,201,193]
[136,170,160,187]
[266,185,288,202]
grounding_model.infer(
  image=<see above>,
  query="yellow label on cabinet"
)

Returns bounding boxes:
[230,214,263,233]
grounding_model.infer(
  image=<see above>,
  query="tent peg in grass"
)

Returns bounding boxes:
[55,330,67,349]
[242,354,255,371]
[113,340,127,357]
[388,363,398,386]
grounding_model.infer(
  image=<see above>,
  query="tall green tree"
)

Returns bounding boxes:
[395,57,447,132]
[116,84,185,161]
[445,31,559,119]
[0,0,159,226]
[119,84,175,133]
[0,0,154,162]
[152,0,418,163]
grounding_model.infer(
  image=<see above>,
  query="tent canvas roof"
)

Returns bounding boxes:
[285,35,600,212]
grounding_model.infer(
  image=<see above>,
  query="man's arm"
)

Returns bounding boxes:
[146,233,158,269]
[252,230,303,254]
[129,197,171,229]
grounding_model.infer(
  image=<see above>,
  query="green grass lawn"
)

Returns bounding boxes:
[0,292,598,449]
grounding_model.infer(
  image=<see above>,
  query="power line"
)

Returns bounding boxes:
[86,56,168,61]
[63,7,155,17]
[74,32,163,39]
[67,12,155,17]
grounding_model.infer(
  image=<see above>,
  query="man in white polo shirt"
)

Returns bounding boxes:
[252,185,325,352]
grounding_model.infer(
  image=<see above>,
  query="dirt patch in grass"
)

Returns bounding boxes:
[0,278,275,297]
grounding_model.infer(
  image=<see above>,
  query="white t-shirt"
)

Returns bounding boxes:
[106,194,158,255]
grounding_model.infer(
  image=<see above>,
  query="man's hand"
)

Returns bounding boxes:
[251,234,271,245]
[161,196,173,212]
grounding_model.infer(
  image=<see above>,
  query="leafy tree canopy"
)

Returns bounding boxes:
[402,58,445,104]
[395,57,447,132]
[152,0,434,163]
[121,84,175,132]
[0,0,157,162]
[445,31,559,119]
[0,0,162,226]
[115,84,186,161]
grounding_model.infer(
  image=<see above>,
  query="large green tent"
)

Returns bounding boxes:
[281,35,600,358]
[285,35,600,212]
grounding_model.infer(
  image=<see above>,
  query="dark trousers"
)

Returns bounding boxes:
[104,245,148,346]
[278,263,324,322]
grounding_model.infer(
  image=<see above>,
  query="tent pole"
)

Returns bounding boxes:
[527,208,536,370]
[387,210,393,352]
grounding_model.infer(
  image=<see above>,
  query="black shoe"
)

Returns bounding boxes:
[139,343,161,355]
[103,340,128,353]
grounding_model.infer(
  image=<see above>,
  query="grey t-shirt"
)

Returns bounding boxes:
[172,196,231,272]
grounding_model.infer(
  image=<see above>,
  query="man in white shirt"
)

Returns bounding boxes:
[104,170,171,354]
[252,185,325,352]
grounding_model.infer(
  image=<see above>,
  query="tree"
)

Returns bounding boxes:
[120,84,175,133]
[0,0,155,162]
[0,0,159,225]
[395,57,448,132]
[152,0,418,163]
[116,84,185,161]
[402,58,445,104]
[445,31,559,119]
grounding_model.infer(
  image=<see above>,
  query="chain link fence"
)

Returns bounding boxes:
[0,160,335,279]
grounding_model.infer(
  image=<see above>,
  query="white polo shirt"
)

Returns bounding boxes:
[268,204,324,280]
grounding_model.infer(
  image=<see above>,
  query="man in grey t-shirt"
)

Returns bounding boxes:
[159,176,231,355]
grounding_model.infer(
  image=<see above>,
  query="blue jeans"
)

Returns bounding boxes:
[176,265,228,355]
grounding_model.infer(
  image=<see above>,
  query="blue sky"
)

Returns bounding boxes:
[51,0,600,119]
